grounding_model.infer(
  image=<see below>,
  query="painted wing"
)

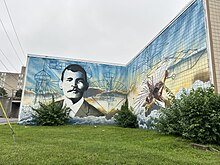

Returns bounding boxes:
[151,62,169,87]
[134,79,150,115]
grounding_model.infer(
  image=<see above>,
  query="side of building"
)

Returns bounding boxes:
[12,0,220,125]
[205,0,220,93]
[0,66,26,117]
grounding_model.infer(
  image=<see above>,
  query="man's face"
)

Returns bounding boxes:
[60,70,87,101]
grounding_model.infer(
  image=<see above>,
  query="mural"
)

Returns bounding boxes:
[19,57,127,122]
[19,0,211,125]
[127,0,210,120]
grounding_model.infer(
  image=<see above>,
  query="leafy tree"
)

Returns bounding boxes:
[0,87,7,97]
[114,99,138,128]
[32,96,71,126]
[153,86,220,145]
[15,89,22,98]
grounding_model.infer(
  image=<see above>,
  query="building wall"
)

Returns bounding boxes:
[4,73,19,97]
[0,66,25,118]
[127,0,210,116]
[0,97,12,117]
[19,56,127,122]
[0,66,26,97]
[206,0,220,93]
[19,0,213,124]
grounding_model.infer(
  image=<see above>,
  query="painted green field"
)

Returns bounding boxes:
[0,124,219,165]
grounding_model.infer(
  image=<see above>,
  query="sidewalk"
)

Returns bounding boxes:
[0,118,18,124]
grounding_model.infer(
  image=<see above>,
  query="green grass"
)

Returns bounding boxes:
[0,124,219,165]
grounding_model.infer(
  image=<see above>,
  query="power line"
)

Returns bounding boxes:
[0,74,17,90]
[0,55,21,82]
[3,0,26,59]
[0,17,24,65]
[0,81,18,97]
[0,58,10,71]
[0,71,21,94]
[0,48,19,72]
[4,80,18,90]
[0,71,19,84]
[0,85,13,92]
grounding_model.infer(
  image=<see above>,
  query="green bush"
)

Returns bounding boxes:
[114,99,138,128]
[0,87,7,97]
[154,86,220,145]
[15,89,22,98]
[32,97,70,126]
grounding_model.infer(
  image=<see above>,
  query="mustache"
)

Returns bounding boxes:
[67,87,81,93]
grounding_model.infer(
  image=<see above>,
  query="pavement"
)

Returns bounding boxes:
[0,118,18,124]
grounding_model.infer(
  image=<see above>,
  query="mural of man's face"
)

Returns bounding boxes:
[60,70,87,103]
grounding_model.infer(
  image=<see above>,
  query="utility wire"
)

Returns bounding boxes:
[0,48,19,72]
[0,83,16,95]
[0,85,12,93]
[5,83,17,91]
[0,76,20,95]
[0,56,21,82]
[3,0,26,59]
[0,76,16,90]
[0,49,18,81]
[0,72,19,85]
[0,58,10,71]
[0,17,24,65]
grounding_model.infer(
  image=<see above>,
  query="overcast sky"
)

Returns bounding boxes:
[0,0,192,73]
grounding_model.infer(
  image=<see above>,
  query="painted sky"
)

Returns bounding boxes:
[0,0,191,73]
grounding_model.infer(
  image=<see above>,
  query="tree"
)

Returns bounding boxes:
[32,96,71,126]
[15,89,22,98]
[0,87,8,97]
[114,99,138,128]
[153,86,220,145]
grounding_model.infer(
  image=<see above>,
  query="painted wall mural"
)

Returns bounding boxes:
[19,57,127,123]
[127,0,210,122]
[19,0,211,125]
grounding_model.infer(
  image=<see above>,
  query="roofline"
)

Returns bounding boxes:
[27,53,126,67]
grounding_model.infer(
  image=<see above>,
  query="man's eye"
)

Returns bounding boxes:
[77,81,84,88]
[77,80,84,84]
[67,78,73,82]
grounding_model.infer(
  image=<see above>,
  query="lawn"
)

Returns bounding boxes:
[0,124,219,165]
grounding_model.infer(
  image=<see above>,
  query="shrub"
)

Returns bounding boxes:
[114,99,138,128]
[154,86,220,145]
[0,87,7,97]
[15,89,22,98]
[32,96,70,126]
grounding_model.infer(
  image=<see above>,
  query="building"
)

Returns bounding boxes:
[205,0,220,93]
[0,66,26,117]
[0,66,25,97]
[19,0,220,125]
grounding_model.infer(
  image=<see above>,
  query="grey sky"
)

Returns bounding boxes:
[0,0,192,73]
